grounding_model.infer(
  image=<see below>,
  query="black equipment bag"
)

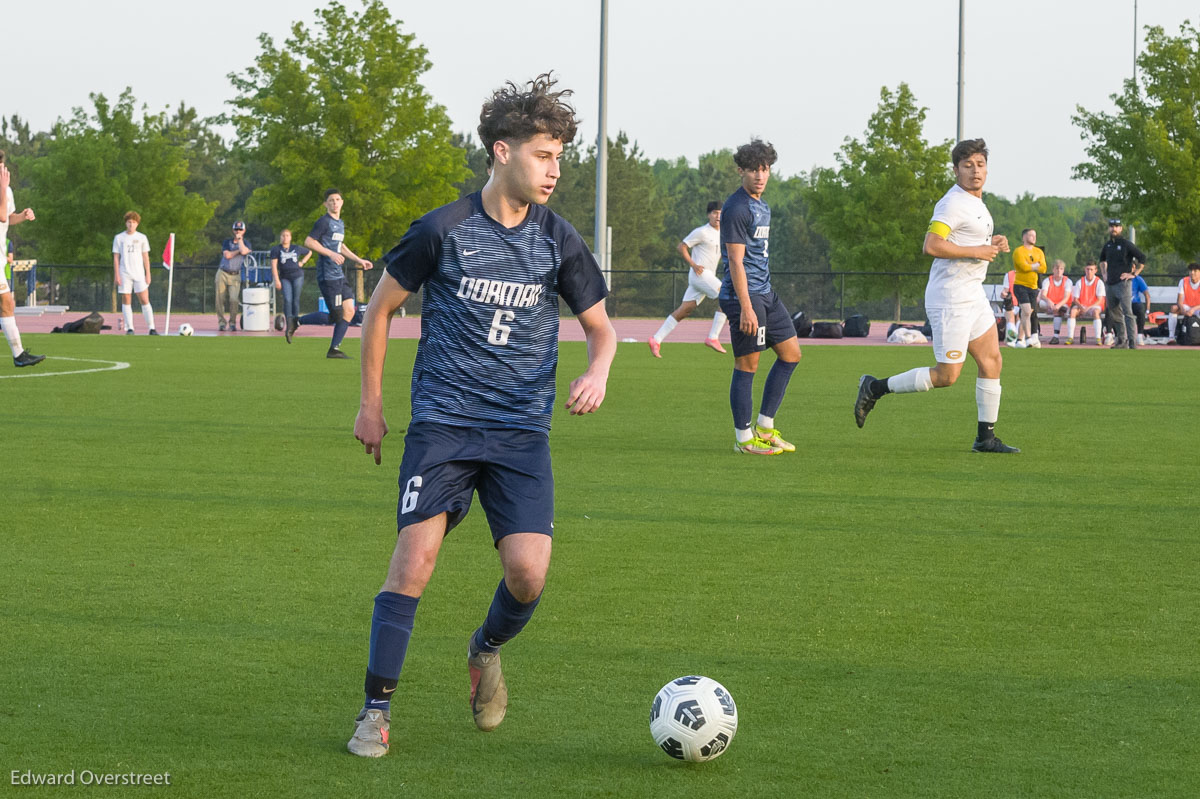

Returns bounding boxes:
[791,309,813,338]
[811,321,844,339]
[51,311,107,334]
[1180,315,1200,345]
[842,314,871,337]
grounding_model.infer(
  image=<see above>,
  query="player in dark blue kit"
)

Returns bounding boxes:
[347,74,616,757]
[305,189,373,359]
[718,139,801,455]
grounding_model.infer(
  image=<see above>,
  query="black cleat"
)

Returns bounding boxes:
[972,437,1020,454]
[326,347,351,360]
[13,350,46,368]
[125,329,135,335]
[148,330,160,336]
[854,374,878,429]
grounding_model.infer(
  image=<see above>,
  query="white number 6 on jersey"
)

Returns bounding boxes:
[401,476,423,514]
[488,310,515,346]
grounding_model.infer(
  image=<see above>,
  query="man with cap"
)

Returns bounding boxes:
[217,221,252,332]
[648,201,729,356]
[1098,218,1146,349]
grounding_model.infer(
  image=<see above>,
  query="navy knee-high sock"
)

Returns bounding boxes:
[331,317,350,350]
[759,359,797,419]
[471,579,541,654]
[730,369,755,431]
[363,591,419,712]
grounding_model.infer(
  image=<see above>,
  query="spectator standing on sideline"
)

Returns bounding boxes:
[1098,219,1146,349]
[217,221,251,332]
[112,211,158,335]
[0,154,43,366]
[270,229,311,343]
[1037,260,1072,344]
[1010,228,1046,348]
[1130,272,1150,346]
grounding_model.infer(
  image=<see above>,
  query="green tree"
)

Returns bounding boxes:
[227,0,468,260]
[451,132,489,197]
[1073,21,1200,260]
[23,90,214,265]
[807,84,952,313]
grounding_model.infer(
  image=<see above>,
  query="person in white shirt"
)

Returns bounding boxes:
[1037,260,1073,344]
[112,211,157,335]
[854,138,1018,453]
[0,152,44,367]
[648,202,728,356]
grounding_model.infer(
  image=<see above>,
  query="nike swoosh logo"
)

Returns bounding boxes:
[382,686,396,694]
[463,249,479,256]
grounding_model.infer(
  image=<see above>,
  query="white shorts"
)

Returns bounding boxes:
[0,273,9,295]
[927,298,995,364]
[118,274,148,295]
[682,269,721,304]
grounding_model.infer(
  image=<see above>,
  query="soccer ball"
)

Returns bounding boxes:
[178,323,194,337]
[649,676,738,762]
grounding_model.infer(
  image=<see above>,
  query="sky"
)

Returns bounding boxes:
[5,0,1196,199]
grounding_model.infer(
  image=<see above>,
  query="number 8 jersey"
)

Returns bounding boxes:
[383,192,609,432]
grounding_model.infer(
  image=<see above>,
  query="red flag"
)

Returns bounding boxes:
[162,233,174,270]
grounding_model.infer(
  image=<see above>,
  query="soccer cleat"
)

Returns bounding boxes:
[733,436,784,455]
[125,329,135,335]
[148,330,160,336]
[854,374,878,429]
[1005,339,1018,348]
[647,338,662,358]
[754,424,795,452]
[13,350,46,368]
[704,337,727,354]
[327,347,351,360]
[972,437,1021,454]
[1104,332,1115,346]
[468,639,508,732]
[1004,327,1018,343]
[1029,335,1041,349]
[1014,339,1028,349]
[1063,337,1073,346]
[347,708,390,757]
[1049,336,1060,345]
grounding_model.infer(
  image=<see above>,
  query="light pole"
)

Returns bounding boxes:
[956,0,965,142]
[594,0,609,287]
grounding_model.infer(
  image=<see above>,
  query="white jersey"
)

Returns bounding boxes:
[682,222,721,273]
[925,183,993,309]
[0,186,14,245]
[113,231,150,277]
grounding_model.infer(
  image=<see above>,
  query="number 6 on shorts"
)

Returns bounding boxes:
[401,476,423,514]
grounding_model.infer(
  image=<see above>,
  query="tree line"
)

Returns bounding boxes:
[2,1,1195,314]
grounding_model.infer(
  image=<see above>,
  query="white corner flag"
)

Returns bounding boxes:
[162,233,176,333]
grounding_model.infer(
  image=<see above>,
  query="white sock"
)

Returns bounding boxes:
[653,316,678,343]
[976,378,1001,423]
[123,304,135,332]
[1052,318,1061,334]
[708,312,727,340]
[1168,314,1178,338]
[142,304,155,331]
[1067,318,1076,339]
[1,315,23,356]
[757,413,774,430]
[1093,319,1102,341]
[887,367,934,394]
[735,426,754,443]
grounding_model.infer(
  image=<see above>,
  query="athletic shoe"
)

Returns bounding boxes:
[1104,332,1115,346]
[285,318,297,344]
[347,708,390,757]
[972,437,1021,454]
[13,350,45,368]
[704,337,727,354]
[1005,327,1018,343]
[327,347,351,359]
[219,322,227,332]
[1168,340,1178,346]
[468,638,508,732]
[1014,340,1028,349]
[125,329,135,336]
[1049,336,1060,345]
[733,437,784,455]
[754,424,795,452]
[647,338,662,358]
[854,374,878,429]
[1137,334,1146,346]
[1005,339,1018,348]
[1029,335,1041,348]
[148,330,160,336]
[1063,337,1073,346]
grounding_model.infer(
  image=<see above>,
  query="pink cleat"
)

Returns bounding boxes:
[704,337,727,354]
[647,338,662,358]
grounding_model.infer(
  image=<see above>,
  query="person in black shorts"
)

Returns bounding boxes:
[305,189,373,359]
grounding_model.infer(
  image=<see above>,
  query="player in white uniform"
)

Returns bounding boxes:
[0,153,44,367]
[112,211,158,335]
[854,139,1019,453]
[648,202,729,355]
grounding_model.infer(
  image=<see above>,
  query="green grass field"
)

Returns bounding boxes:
[3,333,1197,798]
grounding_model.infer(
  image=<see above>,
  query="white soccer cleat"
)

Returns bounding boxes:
[1029,335,1041,348]
[1014,339,1028,349]
[348,709,390,757]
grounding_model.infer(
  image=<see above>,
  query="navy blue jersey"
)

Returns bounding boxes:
[309,214,347,282]
[719,187,772,300]
[269,244,309,279]
[384,192,608,432]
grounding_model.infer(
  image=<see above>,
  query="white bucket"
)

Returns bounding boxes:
[242,287,270,331]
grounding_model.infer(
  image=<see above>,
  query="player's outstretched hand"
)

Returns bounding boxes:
[565,373,607,415]
[354,407,389,465]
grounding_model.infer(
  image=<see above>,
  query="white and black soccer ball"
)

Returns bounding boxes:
[178,323,194,337]
[649,676,738,762]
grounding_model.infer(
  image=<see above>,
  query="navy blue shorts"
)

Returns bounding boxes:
[718,291,796,357]
[395,423,554,544]
[318,277,354,312]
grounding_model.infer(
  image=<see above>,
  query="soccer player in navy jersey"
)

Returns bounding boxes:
[719,139,801,455]
[346,74,616,757]
[305,189,373,359]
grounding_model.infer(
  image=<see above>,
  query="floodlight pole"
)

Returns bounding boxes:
[956,0,965,142]
[1132,0,1138,83]
[595,0,609,288]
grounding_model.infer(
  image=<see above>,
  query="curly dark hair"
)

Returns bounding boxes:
[733,139,778,170]
[478,72,578,168]
[951,138,988,167]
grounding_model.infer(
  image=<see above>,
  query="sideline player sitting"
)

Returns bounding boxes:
[1068,262,1105,345]
[855,138,1018,453]
[1037,259,1072,344]
[649,201,728,355]
[1166,262,1200,344]
[348,73,615,758]
[1011,228,1046,348]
